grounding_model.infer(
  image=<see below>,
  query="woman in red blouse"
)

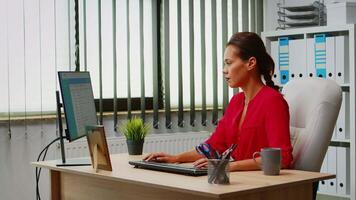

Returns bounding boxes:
[144,32,293,171]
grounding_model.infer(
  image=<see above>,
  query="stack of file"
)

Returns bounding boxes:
[319,146,350,196]
[270,34,349,86]
[277,1,326,30]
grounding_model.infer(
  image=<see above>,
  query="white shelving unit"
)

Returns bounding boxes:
[262,24,355,200]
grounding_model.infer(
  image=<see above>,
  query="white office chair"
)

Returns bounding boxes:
[282,78,342,199]
[281,78,342,172]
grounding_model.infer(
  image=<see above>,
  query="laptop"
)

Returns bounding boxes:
[128,160,207,176]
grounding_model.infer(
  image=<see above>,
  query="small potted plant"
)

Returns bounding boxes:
[119,117,150,155]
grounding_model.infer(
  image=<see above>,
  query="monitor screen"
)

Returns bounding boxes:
[58,71,98,141]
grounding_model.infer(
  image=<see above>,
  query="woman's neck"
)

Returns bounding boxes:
[241,79,265,104]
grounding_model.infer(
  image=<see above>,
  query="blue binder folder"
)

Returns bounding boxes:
[278,37,289,84]
[314,34,327,78]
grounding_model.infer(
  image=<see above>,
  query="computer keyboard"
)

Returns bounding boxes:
[128,160,207,176]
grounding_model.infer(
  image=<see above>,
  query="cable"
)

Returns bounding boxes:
[36,147,47,200]
[36,137,60,200]
[36,145,50,200]
[36,137,60,199]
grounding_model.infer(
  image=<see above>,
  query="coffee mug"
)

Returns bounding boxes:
[252,148,281,175]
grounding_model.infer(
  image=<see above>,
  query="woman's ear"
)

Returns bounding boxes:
[246,57,257,71]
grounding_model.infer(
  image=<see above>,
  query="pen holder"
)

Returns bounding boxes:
[207,159,230,184]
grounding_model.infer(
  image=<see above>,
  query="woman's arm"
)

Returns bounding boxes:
[229,157,289,171]
[195,158,261,170]
[144,96,239,164]
[175,150,203,162]
[143,149,202,163]
[264,96,294,168]
[229,158,261,171]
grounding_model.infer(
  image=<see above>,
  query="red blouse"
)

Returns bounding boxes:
[205,86,293,168]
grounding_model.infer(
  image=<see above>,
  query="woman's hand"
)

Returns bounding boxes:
[193,158,208,169]
[143,152,178,163]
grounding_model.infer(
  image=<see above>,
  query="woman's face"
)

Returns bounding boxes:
[223,45,256,88]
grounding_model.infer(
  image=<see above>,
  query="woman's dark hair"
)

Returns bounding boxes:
[227,32,279,91]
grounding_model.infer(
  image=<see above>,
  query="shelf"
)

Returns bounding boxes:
[278,83,349,92]
[279,2,322,12]
[277,11,318,20]
[330,139,351,148]
[262,24,355,39]
[263,25,355,200]
[341,84,350,92]
[331,139,350,143]
[317,191,350,199]
[278,19,319,27]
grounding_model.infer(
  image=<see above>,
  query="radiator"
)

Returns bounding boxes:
[58,131,210,158]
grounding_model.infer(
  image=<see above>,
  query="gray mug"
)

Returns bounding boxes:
[253,148,281,175]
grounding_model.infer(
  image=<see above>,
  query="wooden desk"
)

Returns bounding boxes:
[32,154,334,200]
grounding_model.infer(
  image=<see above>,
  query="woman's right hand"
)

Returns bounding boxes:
[143,152,178,163]
[193,158,208,169]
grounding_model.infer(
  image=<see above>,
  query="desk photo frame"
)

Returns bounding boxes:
[86,125,112,172]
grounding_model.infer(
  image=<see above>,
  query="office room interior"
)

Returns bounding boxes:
[1,0,356,199]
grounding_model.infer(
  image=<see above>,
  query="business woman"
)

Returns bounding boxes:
[144,32,293,171]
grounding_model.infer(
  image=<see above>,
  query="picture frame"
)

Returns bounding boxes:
[86,125,112,172]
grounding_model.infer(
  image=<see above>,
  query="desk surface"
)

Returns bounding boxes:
[32,153,335,199]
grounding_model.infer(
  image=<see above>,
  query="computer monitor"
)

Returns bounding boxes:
[58,71,98,141]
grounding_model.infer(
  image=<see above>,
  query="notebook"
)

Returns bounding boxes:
[128,160,207,176]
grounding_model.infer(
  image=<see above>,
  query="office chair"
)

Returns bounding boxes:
[281,78,342,199]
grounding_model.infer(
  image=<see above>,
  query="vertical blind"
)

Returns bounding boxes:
[0,0,75,137]
[161,0,263,128]
[0,0,263,135]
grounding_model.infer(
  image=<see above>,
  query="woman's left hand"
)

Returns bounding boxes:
[193,158,208,169]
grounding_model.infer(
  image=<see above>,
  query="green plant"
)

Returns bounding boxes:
[119,117,150,141]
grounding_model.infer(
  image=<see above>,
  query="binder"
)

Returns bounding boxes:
[327,147,337,194]
[278,37,289,85]
[336,92,350,140]
[314,34,327,78]
[307,38,315,78]
[326,37,336,80]
[319,153,328,192]
[289,39,307,79]
[335,35,349,84]
[271,41,281,86]
[336,146,350,195]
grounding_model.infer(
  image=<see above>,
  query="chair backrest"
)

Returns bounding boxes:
[282,78,342,172]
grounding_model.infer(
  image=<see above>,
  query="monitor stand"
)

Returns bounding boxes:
[55,90,91,167]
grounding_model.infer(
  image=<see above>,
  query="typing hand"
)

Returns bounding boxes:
[193,158,208,169]
[143,152,177,163]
